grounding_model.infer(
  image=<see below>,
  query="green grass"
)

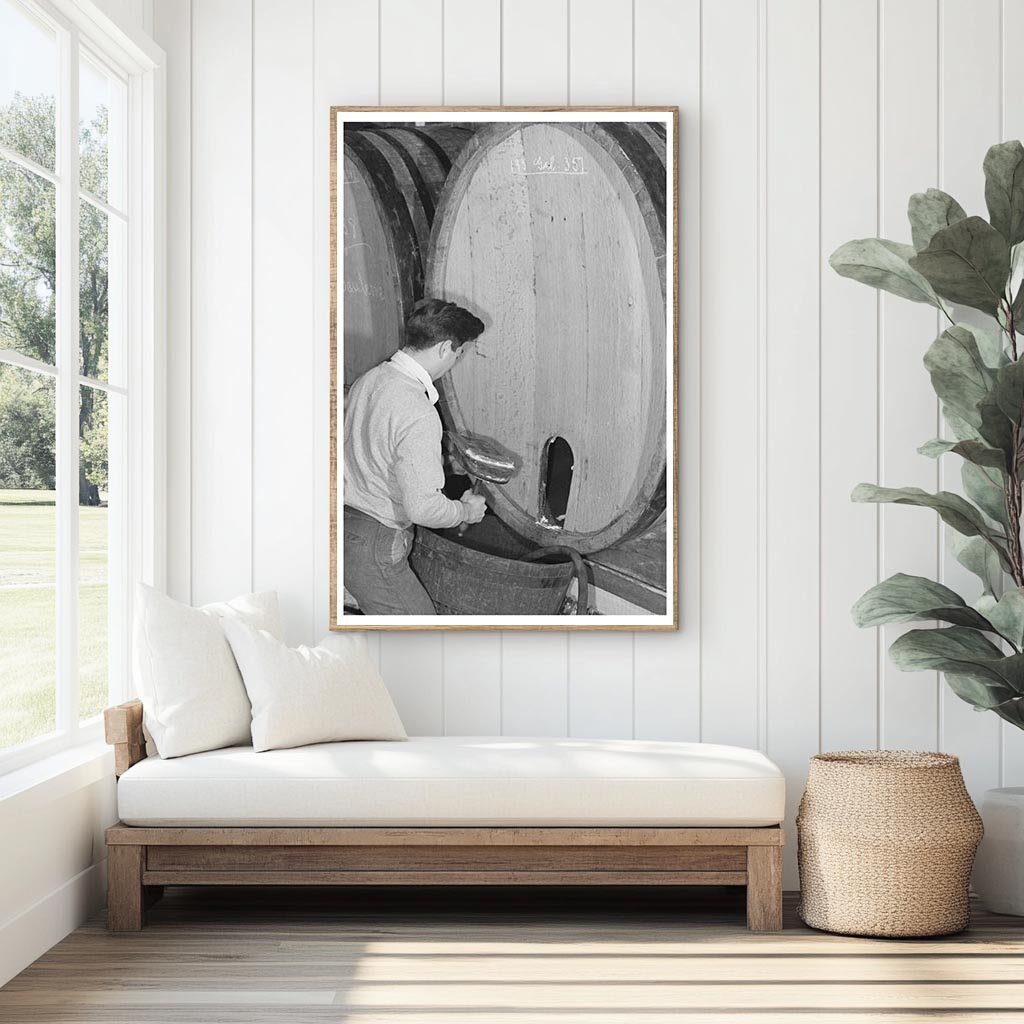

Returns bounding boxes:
[0,489,109,751]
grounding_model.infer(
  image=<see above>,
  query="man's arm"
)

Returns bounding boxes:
[394,412,469,529]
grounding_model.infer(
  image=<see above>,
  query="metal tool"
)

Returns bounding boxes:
[447,430,520,533]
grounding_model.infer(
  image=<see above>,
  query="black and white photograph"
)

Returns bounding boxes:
[331,108,678,629]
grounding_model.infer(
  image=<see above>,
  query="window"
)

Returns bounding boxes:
[0,0,160,771]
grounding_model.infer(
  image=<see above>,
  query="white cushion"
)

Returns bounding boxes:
[223,621,407,752]
[133,585,283,759]
[116,736,786,827]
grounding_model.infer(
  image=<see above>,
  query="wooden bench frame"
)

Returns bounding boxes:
[104,700,784,932]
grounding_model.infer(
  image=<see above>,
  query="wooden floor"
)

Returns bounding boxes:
[2,886,1024,1022]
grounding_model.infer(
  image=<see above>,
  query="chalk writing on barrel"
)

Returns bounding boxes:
[510,155,588,176]
[344,274,386,302]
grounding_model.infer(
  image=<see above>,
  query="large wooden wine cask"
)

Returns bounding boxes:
[341,126,473,387]
[427,122,668,553]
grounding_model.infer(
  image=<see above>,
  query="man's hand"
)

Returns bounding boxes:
[460,488,487,524]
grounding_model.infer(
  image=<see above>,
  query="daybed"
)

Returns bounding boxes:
[104,699,786,931]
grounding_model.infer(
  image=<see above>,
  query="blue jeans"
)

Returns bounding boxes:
[342,507,436,615]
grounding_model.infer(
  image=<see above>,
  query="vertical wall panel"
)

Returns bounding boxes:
[444,639,502,734]
[1002,0,1024,786]
[819,0,879,752]
[764,0,821,882]
[878,0,941,751]
[568,0,631,103]
[443,0,500,105]
[502,633,568,735]
[153,0,191,604]
[381,0,443,104]
[564,0,636,735]
[632,0,700,742]
[253,0,316,645]
[699,0,760,749]
[312,0,380,644]
[189,0,253,605]
[568,634,634,738]
[938,0,1002,795]
[439,0,503,733]
[502,0,568,103]
[380,635,445,734]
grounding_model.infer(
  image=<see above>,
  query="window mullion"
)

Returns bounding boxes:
[55,24,81,735]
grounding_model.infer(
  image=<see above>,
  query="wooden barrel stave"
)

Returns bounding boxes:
[354,127,473,268]
[428,121,668,553]
[341,147,410,390]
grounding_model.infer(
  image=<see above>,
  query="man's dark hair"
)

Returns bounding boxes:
[404,298,485,351]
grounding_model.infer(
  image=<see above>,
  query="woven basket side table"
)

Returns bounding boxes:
[797,750,983,938]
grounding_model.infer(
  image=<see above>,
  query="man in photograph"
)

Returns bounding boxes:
[342,298,487,615]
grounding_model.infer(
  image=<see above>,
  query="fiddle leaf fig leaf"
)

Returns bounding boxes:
[944,671,1024,713]
[993,357,1024,423]
[984,140,1024,246]
[978,392,1016,458]
[852,573,994,630]
[1008,241,1024,309]
[962,461,1009,527]
[918,437,1007,471]
[851,483,1011,567]
[1012,277,1024,325]
[830,238,943,307]
[890,624,1004,667]
[977,589,1024,649]
[923,325,997,428]
[950,532,1004,596]
[1010,242,1024,323]
[942,407,983,441]
[986,688,1024,728]
[969,322,1011,368]
[909,216,1011,314]
[888,627,1024,705]
[908,188,968,251]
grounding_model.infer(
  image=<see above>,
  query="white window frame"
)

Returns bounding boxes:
[0,0,164,776]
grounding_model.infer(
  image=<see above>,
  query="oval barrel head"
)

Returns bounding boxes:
[429,121,667,552]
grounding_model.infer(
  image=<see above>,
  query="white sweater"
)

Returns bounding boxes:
[343,361,465,531]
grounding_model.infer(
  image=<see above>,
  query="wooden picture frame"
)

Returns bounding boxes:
[330,107,679,630]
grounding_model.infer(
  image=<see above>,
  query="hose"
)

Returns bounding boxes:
[519,545,590,615]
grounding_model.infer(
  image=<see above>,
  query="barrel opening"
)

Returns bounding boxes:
[539,436,574,529]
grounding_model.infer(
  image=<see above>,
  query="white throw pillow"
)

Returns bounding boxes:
[223,622,407,752]
[133,584,283,758]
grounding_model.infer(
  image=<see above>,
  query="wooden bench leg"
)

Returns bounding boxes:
[746,845,783,931]
[108,845,145,932]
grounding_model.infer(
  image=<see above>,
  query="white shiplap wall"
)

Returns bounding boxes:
[153,0,1024,884]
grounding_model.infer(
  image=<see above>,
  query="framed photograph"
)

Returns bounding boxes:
[330,107,678,630]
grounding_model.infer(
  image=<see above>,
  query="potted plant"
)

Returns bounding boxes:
[832,140,1024,913]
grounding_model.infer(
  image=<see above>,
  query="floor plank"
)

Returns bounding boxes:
[3,887,1024,1021]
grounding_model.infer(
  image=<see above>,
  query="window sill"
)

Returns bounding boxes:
[0,739,113,816]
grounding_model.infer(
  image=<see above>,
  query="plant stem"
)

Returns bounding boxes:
[1005,305,1024,587]
[1005,474,1024,588]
